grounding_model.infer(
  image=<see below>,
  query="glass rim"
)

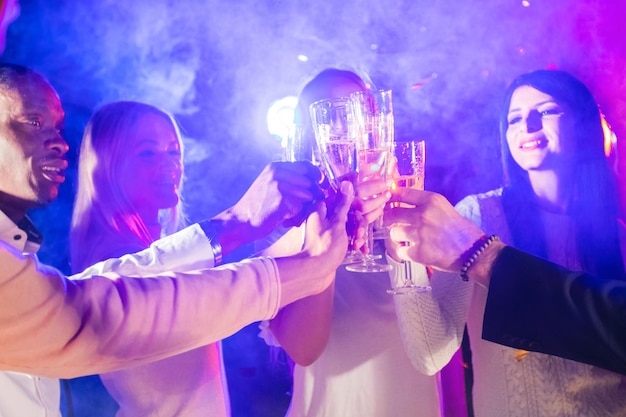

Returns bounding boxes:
[349,88,392,97]
[309,96,351,109]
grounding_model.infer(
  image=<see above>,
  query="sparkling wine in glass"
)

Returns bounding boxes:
[387,140,431,294]
[345,89,394,273]
[283,124,328,226]
[285,124,315,163]
[309,97,362,264]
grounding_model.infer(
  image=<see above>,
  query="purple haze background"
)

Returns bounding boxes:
[4,0,626,415]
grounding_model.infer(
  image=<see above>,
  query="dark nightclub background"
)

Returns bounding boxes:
[4,0,626,415]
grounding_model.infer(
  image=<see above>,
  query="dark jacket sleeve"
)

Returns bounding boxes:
[482,246,626,375]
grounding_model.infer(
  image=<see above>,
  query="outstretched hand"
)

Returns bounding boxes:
[272,180,355,307]
[383,188,484,272]
[303,181,354,275]
[237,160,323,226]
[341,176,390,253]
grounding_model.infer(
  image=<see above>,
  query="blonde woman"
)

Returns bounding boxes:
[70,101,226,416]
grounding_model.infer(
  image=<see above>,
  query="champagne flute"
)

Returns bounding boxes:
[282,124,329,228]
[369,90,395,240]
[285,124,321,165]
[345,89,393,273]
[387,140,431,294]
[309,97,363,264]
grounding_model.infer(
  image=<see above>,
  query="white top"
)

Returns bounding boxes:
[84,229,228,417]
[100,344,229,417]
[0,216,284,417]
[394,188,626,417]
[261,243,441,417]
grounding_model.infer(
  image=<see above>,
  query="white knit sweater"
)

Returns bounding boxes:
[393,188,626,417]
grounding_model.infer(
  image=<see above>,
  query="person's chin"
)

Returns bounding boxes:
[515,154,549,171]
[36,187,60,205]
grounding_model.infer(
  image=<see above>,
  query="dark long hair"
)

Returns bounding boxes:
[499,69,624,280]
[291,68,368,162]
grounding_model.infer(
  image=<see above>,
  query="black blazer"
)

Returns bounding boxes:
[482,246,626,375]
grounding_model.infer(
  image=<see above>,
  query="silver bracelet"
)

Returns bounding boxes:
[200,220,223,266]
[460,234,500,281]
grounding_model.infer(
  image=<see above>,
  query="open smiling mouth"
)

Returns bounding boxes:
[40,162,67,183]
[519,137,548,150]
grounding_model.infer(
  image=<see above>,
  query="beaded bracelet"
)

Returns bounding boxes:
[459,234,500,281]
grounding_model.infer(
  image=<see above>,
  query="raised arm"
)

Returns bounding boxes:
[0,246,284,378]
[73,161,326,278]
[384,188,626,375]
[0,180,353,378]
[384,190,475,374]
[208,161,326,255]
[482,246,626,375]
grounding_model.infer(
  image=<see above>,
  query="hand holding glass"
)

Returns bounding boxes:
[345,90,394,273]
[387,140,431,294]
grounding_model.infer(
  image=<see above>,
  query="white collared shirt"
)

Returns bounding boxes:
[0,210,61,417]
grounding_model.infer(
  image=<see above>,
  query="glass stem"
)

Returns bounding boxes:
[365,223,375,262]
[403,258,413,286]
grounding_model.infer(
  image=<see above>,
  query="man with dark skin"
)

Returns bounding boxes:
[0,63,354,416]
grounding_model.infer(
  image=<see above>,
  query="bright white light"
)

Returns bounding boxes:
[297,54,309,62]
[522,0,530,6]
[266,96,298,147]
[601,114,617,158]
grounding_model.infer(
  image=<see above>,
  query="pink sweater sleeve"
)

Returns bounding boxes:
[0,240,280,378]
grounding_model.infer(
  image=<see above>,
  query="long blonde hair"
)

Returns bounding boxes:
[70,101,186,272]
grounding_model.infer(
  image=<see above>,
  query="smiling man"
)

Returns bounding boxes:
[0,62,355,417]
[0,64,68,222]
[0,65,70,416]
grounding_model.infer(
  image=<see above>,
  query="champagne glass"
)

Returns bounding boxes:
[369,90,395,240]
[309,97,363,264]
[387,140,431,294]
[345,89,394,273]
[283,124,328,228]
[285,124,320,165]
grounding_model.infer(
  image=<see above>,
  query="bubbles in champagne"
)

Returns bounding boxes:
[317,125,357,189]
[359,147,389,177]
